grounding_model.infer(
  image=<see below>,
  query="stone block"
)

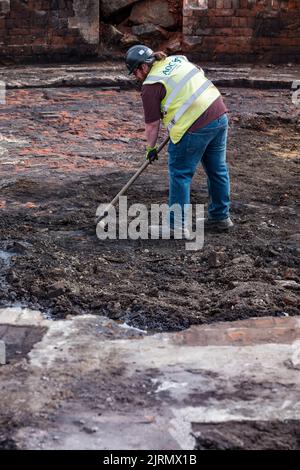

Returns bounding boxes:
[73,0,99,44]
[160,32,182,53]
[184,0,208,8]
[0,340,5,365]
[194,27,213,36]
[130,0,178,29]
[101,23,124,44]
[100,0,138,18]
[182,35,203,50]
[132,23,169,39]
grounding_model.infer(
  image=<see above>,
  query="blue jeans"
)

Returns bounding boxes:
[168,113,230,226]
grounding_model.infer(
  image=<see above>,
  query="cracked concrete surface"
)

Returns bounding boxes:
[0,307,300,449]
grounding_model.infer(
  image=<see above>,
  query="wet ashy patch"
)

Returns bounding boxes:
[0,324,47,363]
[0,250,15,266]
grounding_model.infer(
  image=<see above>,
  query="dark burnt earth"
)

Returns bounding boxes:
[0,80,299,332]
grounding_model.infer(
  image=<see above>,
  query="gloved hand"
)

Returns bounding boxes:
[146,146,158,164]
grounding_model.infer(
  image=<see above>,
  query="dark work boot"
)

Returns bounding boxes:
[198,217,234,231]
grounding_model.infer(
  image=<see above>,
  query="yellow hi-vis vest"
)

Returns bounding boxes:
[143,55,221,144]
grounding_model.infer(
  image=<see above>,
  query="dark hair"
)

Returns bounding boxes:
[152,51,168,61]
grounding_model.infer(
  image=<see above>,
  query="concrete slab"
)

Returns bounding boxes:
[0,306,47,326]
[0,307,299,449]
[0,339,5,365]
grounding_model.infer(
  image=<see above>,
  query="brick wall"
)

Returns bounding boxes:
[0,0,99,63]
[0,0,299,63]
[182,0,300,63]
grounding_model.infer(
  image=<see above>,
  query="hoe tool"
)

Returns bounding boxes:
[95,135,170,227]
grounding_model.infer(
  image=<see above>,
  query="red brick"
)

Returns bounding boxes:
[63,36,78,46]
[232,27,253,36]
[8,9,32,20]
[214,27,235,36]
[247,17,256,27]
[49,35,67,47]
[29,29,47,37]
[215,41,252,53]
[31,45,49,54]
[209,16,233,27]
[6,45,33,56]
[6,18,31,28]
[7,28,23,36]
[235,8,256,16]
[202,36,219,48]
[273,37,300,46]
[232,17,239,27]
[238,17,248,27]
[286,29,300,37]
[31,37,48,46]
[8,36,31,45]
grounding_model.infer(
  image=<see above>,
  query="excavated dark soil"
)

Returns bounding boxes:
[0,87,299,333]
[193,420,300,450]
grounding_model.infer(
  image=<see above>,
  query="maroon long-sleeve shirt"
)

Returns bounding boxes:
[141,82,227,134]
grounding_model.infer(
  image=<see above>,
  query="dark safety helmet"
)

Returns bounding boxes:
[125,45,155,75]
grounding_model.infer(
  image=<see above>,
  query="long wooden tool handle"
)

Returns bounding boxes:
[96,135,170,225]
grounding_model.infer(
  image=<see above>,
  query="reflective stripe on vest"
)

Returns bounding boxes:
[167,79,213,131]
[143,56,221,144]
[145,75,177,89]
[163,67,200,115]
